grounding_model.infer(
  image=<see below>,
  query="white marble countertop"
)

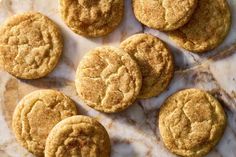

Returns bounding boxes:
[0,0,236,157]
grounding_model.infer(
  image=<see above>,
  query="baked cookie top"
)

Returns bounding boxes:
[132,0,198,31]
[0,12,63,79]
[59,0,124,37]
[121,34,174,99]
[45,115,111,157]
[169,0,231,53]
[159,88,226,157]
[75,46,142,113]
[12,90,78,156]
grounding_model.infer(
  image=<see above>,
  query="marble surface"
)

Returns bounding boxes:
[0,0,236,157]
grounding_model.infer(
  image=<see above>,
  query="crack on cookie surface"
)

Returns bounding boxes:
[45,116,110,157]
[169,0,231,52]
[159,89,226,157]
[76,46,142,113]
[0,12,62,79]
[60,0,124,37]
[133,0,197,31]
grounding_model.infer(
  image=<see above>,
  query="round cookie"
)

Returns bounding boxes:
[132,0,198,31]
[121,34,174,99]
[168,0,231,53]
[45,115,111,157]
[159,88,227,157]
[0,12,63,79]
[75,46,142,113]
[12,90,78,156]
[59,0,124,37]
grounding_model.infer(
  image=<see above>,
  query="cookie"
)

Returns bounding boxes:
[45,115,111,157]
[12,90,78,156]
[169,0,231,53]
[132,0,198,31]
[121,34,174,99]
[159,88,226,157]
[59,0,124,37]
[75,46,142,113]
[0,12,63,79]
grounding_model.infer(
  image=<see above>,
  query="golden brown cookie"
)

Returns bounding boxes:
[59,0,124,37]
[0,12,63,79]
[159,88,227,157]
[121,34,174,99]
[45,115,111,157]
[12,90,78,156]
[132,0,198,31]
[169,0,231,53]
[75,46,142,113]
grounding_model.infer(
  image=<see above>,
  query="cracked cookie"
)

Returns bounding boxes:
[45,115,111,157]
[168,0,231,53]
[158,88,227,157]
[75,46,142,113]
[120,33,174,99]
[132,0,198,31]
[59,0,124,37]
[0,12,63,79]
[12,90,78,156]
